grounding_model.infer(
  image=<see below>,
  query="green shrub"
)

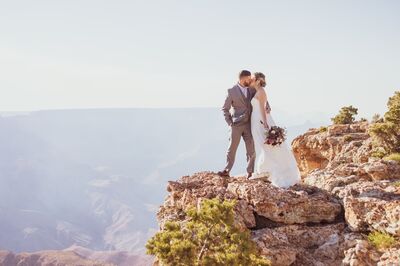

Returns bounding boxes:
[331,106,358,124]
[383,153,400,163]
[344,135,353,142]
[319,126,328,133]
[393,181,400,187]
[384,91,400,124]
[369,91,400,155]
[370,148,387,159]
[368,231,397,250]
[369,122,399,155]
[146,198,270,266]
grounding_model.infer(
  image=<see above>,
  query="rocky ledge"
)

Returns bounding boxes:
[292,123,400,239]
[156,122,400,265]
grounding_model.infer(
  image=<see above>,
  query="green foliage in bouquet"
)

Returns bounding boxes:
[369,91,400,155]
[146,198,270,266]
[265,126,286,146]
[331,105,358,125]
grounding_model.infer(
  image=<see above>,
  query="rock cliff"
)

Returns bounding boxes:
[0,250,112,266]
[0,246,153,266]
[155,122,400,265]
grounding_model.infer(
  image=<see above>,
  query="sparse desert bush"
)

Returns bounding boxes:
[319,126,328,133]
[368,231,397,250]
[384,91,400,124]
[369,121,400,155]
[370,148,387,159]
[146,198,270,266]
[383,153,400,163]
[369,91,400,155]
[344,135,353,142]
[331,106,358,125]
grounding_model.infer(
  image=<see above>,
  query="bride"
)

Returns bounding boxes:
[249,72,301,188]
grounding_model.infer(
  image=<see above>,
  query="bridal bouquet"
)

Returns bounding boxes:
[264,126,287,146]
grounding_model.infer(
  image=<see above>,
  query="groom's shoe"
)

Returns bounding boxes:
[217,170,230,178]
[247,172,253,179]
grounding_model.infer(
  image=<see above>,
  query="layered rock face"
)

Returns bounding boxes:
[292,122,400,265]
[158,172,345,265]
[156,122,400,265]
[0,246,154,266]
[0,250,112,266]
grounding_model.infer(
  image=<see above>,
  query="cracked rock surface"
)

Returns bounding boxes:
[155,122,400,265]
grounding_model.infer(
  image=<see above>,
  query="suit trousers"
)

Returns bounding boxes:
[224,122,256,174]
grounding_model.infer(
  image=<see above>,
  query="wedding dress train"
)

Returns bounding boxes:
[250,97,301,188]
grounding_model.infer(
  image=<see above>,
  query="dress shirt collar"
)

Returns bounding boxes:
[237,82,247,90]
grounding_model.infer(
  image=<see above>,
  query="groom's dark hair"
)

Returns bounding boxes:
[239,70,251,79]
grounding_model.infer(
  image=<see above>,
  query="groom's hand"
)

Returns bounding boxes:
[222,89,233,126]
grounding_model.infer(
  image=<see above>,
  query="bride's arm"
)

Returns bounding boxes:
[258,91,269,129]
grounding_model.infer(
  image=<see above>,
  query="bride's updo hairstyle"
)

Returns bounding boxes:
[254,72,266,87]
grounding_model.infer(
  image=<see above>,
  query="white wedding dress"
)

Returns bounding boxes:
[250,97,301,188]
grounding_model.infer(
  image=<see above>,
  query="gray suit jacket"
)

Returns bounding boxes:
[222,85,271,126]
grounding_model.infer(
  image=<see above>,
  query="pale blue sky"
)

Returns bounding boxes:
[0,0,399,119]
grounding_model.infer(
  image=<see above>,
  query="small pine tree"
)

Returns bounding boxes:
[385,91,400,124]
[146,198,270,266]
[331,106,358,125]
[369,91,400,155]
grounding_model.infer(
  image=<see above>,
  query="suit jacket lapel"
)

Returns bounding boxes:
[235,85,247,104]
[248,87,255,100]
[246,88,251,101]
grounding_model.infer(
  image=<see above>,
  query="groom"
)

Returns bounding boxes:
[217,70,259,179]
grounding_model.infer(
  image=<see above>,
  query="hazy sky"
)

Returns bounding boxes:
[1,0,399,118]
